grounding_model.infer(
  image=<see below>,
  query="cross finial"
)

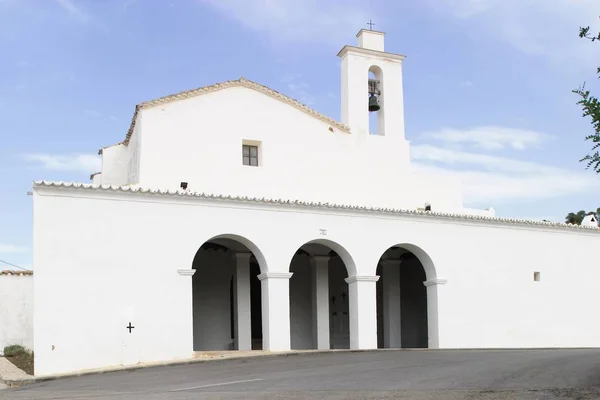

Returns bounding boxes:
[367,19,375,30]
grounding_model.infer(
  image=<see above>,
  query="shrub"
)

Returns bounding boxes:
[3,344,26,357]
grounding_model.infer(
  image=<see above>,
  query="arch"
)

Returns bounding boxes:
[287,238,357,351]
[375,242,437,349]
[372,242,437,281]
[301,238,358,277]
[197,233,268,274]
[390,243,437,282]
[191,233,266,352]
[368,64,384,136]
[368,64,383,80]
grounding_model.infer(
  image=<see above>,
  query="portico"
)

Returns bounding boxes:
[189,236,391,354]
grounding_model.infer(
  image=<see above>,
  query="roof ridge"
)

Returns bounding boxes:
[99,77,350,154]
[32,181,599,233]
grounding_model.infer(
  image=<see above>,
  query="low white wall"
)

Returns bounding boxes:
[0,271,33,353]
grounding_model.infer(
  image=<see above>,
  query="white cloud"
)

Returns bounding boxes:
[56,0,90,24]
[287,82,315,105]
[0,244,27,254]
[23,154,101,173]
[420,126,554,151]
[411,144,599,205]
[428,0,600,69]
[197,0,374,46]
[280,74,315,105]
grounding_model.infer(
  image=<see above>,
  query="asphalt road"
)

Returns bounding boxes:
[2,349,600,399]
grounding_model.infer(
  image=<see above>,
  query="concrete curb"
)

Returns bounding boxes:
[2,347,597,388]
[0,357,35,388]
[2,377,36,389]
[4,349,386,387]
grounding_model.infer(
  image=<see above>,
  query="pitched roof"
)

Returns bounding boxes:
[99,77,350,154]
[33,181,600,234]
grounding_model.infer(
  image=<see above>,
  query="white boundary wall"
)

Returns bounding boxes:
[0,271,33,353]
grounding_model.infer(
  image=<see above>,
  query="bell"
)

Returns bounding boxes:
[368,94,380,112]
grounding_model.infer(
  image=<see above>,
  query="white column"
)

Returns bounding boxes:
[258,272,293,351]
[233,253,252,351]
[176,269,196,358]
[423,278,447,349]
[311,256,330,350]
[381,260,402,348]
[345,275,380,350]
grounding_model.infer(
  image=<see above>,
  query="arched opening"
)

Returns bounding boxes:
[288,241,355,350]
[376,245,433,349]
[368,65,384,136]
[192,237,264,351]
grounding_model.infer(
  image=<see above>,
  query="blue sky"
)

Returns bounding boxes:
[1,0,599,270]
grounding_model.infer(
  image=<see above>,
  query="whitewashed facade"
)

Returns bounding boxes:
[33,30,600,376]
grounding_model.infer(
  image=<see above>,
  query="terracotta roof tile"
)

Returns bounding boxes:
[0,270,33,276]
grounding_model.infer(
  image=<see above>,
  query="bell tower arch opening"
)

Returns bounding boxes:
[338,29,406,140]
[368,66,384,136]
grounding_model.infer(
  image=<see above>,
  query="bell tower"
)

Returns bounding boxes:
[337,28,406,138]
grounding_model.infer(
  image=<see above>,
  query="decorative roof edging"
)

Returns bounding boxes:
[32,181,600,234]
[98,77,350,154]
[0,270,33,276]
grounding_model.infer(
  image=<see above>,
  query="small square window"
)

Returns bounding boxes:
[242,144,259,166]
[533,272,541,282]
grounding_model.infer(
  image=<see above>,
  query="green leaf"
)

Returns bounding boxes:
[574,27,600,173]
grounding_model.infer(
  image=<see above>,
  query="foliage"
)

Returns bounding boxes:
[573,26,600,173]
[565,207,600,225]
[3,344,26,357]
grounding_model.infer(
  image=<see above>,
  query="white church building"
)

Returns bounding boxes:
[32,29,600,376]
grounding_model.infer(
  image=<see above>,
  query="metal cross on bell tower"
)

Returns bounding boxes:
[367,19,375,30]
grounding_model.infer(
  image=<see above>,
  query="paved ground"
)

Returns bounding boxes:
[0,357,32,383]
[2,349,600,399]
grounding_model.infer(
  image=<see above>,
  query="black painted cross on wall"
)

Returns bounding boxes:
[126,322,135,333]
